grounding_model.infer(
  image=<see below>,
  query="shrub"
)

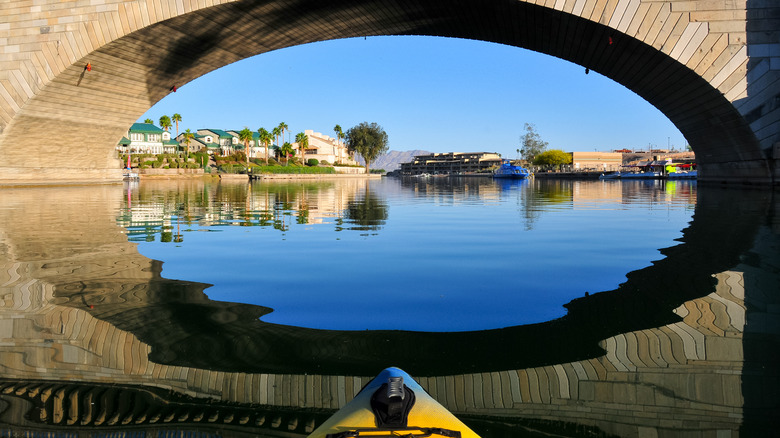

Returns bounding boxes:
[307,158,319,167]
[152,161,162,168]
[267,157,279,165]
[320,160,330,166]
[257,165,336,175]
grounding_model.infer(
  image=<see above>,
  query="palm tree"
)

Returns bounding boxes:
[334,124,344,163]
[182,129,195,153]
[238,127,253,166]
[159,115,172,131]
[295,132,309,164]
[172,113,182,136]
[144,118,154,124]
[272,126,282,151]
[258,127,272,163]
[280,142,294,166]
[277,122,288,145]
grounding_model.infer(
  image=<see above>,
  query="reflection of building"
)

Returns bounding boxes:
[399,152,503,175]
[1,183,775,437]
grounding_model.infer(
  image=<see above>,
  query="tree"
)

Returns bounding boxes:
[182,129,195,153]
[171,113,182,136]
[159,115,172,132]
[333,124,345,163]
[144,118,154,124]
[520,123,548,162]
[345,122,389,173]
[280,142,294,165]
[295,132,309,164]
[272,126,282,150]
[238,127,253,166]
[258,128,272,163]
[533,149,572,170]
[278,122,288,144]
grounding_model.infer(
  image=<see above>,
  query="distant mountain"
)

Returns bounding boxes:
[355,150,432,172]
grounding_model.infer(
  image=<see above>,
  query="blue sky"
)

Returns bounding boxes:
[139,36,685,158]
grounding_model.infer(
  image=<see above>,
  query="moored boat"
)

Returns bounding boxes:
[620,171,662,179]
[308,367,480,438]
[667,169,697,179]
[599,171,621,180]
[493,160,531,179]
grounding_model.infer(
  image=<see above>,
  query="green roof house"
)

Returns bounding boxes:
[197,129,238,156]
[118,123,174,155]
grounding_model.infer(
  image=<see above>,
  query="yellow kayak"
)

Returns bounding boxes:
[308,367,480,438]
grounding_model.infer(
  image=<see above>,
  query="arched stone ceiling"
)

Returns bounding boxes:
[0,0,772,184]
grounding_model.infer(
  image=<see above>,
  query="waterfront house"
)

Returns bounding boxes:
[175,133,220,154]
[226,130,266,159]
[291,130,358,165]
[118,123,173,155]
[197,129,240,156]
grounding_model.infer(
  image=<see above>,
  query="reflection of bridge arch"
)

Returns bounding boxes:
[0,1,778,184]
[1,181,777,435]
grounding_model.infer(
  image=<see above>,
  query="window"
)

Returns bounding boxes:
[130,133,144,141]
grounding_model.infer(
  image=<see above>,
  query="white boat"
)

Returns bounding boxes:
[668,170,697,179]
[123,170,139,180]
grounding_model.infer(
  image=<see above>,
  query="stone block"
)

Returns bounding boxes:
[579,381,596,401]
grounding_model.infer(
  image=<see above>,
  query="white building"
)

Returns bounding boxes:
[293,130,357,165]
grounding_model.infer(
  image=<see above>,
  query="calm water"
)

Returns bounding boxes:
[128,178,695,331]
[0,177,777,437]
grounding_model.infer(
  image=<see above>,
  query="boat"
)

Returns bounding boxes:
[308,367,480,438]
[667,169,697,179]
[620,171,662,179]
[599,171,621,180]
[123,169,139,180]
[493,160,531,179]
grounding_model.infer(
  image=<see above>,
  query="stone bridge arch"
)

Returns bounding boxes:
[0,0,777,184]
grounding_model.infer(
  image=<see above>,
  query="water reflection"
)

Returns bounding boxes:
[0,180,776,436]
[118,179,386,240]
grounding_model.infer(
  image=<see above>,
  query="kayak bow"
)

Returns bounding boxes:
[308,367,480,438]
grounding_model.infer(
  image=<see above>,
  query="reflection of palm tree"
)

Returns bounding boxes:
[297,198,309,224]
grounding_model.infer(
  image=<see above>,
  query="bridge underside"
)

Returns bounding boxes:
[0,0,774,185]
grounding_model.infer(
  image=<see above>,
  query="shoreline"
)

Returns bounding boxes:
[137,172,382,181]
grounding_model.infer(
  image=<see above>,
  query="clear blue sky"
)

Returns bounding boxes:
[140,36,685,158]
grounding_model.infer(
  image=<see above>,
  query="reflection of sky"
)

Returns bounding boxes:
[135,180,695,332]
